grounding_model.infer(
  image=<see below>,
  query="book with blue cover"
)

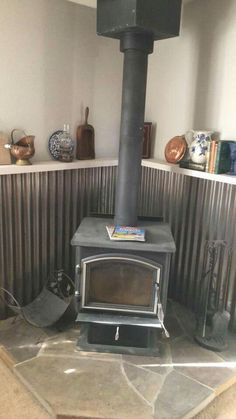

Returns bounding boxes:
[106,225,146,242]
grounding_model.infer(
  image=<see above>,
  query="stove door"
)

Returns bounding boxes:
[80,254,161,315]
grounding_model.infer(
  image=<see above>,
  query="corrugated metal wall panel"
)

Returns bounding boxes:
[140,167,236,330]
[0,166,235,331]
[0,168,117,318]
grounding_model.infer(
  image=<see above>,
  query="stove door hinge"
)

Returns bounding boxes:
[75,264,81,275]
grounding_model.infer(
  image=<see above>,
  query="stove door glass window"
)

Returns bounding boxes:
[81,255,161,315]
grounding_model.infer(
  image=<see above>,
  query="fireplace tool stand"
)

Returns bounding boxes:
[195,241,231,351]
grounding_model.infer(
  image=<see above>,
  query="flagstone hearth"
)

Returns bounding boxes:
[0,301,236,419]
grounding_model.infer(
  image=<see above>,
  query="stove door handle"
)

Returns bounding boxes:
[75,264,81,300]
[156,286,170,339]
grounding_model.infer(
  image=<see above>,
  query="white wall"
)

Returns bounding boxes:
[92,0,236,160]
[0,0,96,161]
[146,0,236,159]
[1,0,236,161]
[71,6,97,134]
[92,37,122,157]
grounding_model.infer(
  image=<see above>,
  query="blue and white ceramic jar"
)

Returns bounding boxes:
[186,130,213,164]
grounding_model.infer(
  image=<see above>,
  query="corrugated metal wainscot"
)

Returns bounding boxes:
[0,165,236,330]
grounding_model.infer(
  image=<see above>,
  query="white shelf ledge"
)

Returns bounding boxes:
[0,158,118,176]
[0,157,236,185]
[142,159,236,185]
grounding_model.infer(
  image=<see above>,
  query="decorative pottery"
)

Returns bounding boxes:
[48,130,64,160]
[48,126,74,162]
[164,135,187,163]
[58,125,74,162]
[187,130,213,164]
[5,129,35,165]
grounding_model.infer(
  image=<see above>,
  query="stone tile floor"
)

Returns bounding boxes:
[0,300,236,419]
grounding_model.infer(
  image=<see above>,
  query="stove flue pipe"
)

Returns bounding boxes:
[115,33,153,226]
[97,0,182,226]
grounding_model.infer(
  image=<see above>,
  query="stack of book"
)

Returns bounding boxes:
[106,225,146,242]
[179,140,233,174]
[205,140,231,174]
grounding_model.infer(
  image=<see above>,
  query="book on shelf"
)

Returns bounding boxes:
[106,225,146,242]
[179,160,206,172]
[214,141,231,174]
[208,139,218,173]
[206,140,231,174]
[179,140,232,175]
[205,140,212,172]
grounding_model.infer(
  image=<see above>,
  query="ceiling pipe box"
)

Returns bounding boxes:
[97,0,182,41]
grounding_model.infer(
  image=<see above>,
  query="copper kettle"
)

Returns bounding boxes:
[5,129,35,165]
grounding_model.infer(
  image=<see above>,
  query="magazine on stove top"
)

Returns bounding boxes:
[106,225,146,242]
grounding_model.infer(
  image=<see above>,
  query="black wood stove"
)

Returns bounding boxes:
[71,0,182,355]
[72,218,175,355]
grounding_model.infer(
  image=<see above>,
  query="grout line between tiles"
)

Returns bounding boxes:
[120,362,154,412]
[174,368,216,391]
[14,354,42,367]
[122,359,167,376]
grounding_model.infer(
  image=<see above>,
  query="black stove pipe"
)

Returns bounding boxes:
[97,0,182,226]
[114,32,154,226]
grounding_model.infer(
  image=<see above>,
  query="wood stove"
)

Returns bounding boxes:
[71,217,175,355]
[71,0,182,355]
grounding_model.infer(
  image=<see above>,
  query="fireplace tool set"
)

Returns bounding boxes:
[195,240,231,351]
